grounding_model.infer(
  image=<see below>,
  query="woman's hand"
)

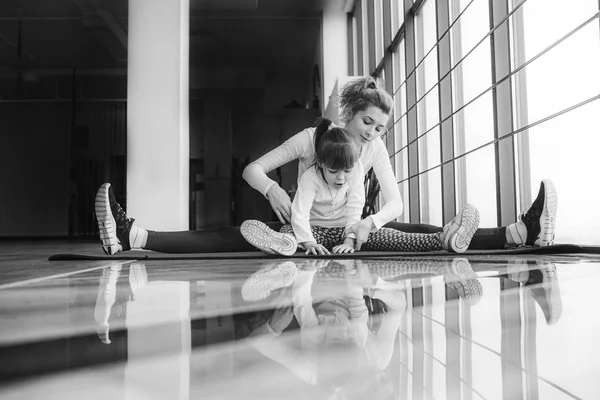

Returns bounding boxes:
[303,241,331,256]
[345,217,375,250]
[268,306,293,335]
[266,184,292,224]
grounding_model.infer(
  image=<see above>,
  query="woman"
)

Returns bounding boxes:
[95,77,556,254]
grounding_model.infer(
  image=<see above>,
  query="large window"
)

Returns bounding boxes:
[349,0,600,243]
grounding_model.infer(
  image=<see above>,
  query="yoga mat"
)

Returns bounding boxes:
[48,244,598,261]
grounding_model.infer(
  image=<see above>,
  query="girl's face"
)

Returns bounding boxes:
[345,106,390,147]
[317,309,357,346]
[320,165,355,190]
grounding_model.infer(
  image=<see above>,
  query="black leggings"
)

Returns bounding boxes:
[145,221,506,253]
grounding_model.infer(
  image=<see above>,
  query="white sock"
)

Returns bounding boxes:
[129,225,148,249]
[506,221,527,245]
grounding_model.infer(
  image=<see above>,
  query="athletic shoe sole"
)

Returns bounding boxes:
[240,220,298,256]
[241,262,298,302]
[95,183,121,255]
[443,258,483,304]
[536,179,557,246]
[445,203,480,253]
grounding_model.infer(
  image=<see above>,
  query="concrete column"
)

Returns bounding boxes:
[127,0,190,230]
[322,1,349,114]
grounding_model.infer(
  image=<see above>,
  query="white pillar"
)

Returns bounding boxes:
[322,1,349,114]
[127,0,189,230]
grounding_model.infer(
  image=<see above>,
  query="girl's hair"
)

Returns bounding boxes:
[339,77,394,124]
[313,118,359,172]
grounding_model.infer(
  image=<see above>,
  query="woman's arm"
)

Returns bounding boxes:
[345,162,366,233]
[242,128,313,223]
[242,128,312,197]
[368,139,404,230]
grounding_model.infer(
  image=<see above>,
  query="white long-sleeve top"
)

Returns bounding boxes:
[242,127,403,230]
[291,163,365,244]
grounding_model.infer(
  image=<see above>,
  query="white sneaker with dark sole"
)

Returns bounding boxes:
[240,220,298,256]
[522,179,557,247]
[95,183,121,255]
[441,203,480,253]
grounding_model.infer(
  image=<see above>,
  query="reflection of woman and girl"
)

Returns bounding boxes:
[241,257,486,399]
[244,259,402,399]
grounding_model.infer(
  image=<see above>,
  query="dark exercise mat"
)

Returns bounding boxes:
[48,244,598,261]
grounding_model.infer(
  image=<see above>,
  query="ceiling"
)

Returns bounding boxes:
[0,0,348,105]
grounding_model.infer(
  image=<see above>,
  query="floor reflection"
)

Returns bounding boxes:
[0,256,585,399]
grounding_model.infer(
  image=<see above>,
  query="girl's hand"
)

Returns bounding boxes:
[332,243,355,253]
[345,217,375,250]
[332,238,355,253]
[266,184,292,224]
[303,242,331,256]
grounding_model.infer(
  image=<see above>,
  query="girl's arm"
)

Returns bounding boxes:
[291,267,318,328]
[291,172,319,245]
[368,139,404,230]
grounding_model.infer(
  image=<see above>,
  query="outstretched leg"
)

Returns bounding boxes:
[95,183,279,254]
[382,180,557,250]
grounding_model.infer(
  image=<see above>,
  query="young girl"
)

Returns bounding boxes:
[239,119,480,256]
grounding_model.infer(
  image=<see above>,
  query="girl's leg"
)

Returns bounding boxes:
[384,221,507,250]
[280,225,345,250]
[366,204,480,253]
[361,228,444,252]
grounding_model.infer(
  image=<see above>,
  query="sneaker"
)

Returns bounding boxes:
[440,203,480,253]
[241,261,298,302]
[95,183,135,255]
[524,262,562,325]
[442,258,483,304]
[521,179,557,246]
[240,220,298,256]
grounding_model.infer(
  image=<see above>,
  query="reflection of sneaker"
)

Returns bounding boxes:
[94,265,122,344]
[95,183,135,255]
[240,220,298,256]
[440,204,480,253]
[241,261,298,301]
[521,179,557,246]
[525,262,562,325]
[442,258,483,304]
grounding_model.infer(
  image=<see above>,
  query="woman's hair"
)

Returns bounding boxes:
[313,118,359,172]
[339,77,394,124]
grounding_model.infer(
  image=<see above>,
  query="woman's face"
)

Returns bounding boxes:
[345,106,390,147]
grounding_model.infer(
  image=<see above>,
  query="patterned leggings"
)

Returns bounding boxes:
[280,225,444,252]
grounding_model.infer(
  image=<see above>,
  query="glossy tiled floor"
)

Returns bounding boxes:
[1,241,599,400]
